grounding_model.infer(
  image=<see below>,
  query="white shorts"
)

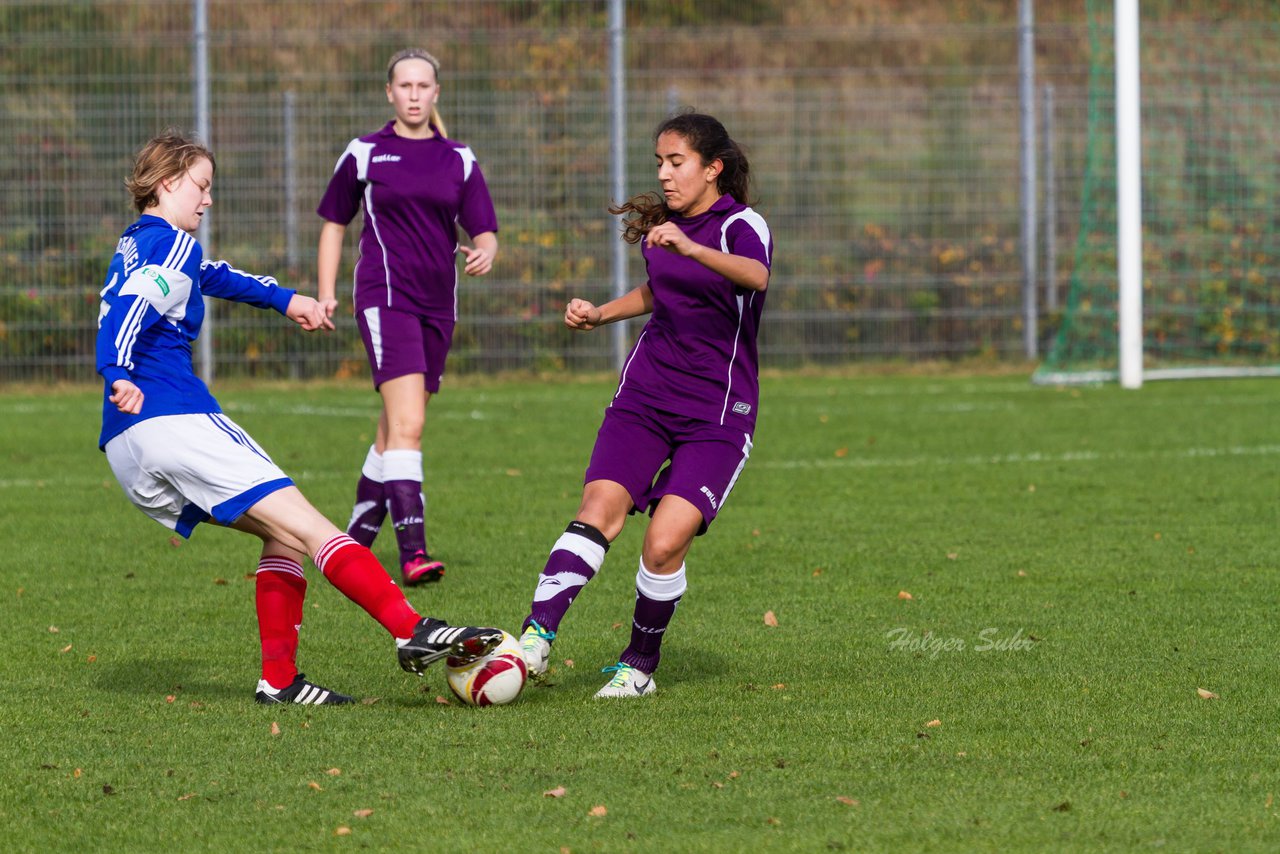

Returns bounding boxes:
[104,412,294,537]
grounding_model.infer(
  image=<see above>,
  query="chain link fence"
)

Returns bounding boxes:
[4,1,1240,384]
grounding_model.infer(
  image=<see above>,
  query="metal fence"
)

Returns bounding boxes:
[0,1,1225,384]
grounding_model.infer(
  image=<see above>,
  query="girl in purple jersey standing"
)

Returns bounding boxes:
[316,48,499,587]
[517,112,773,698]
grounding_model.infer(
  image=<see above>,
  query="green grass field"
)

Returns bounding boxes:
[2,372,1277,852]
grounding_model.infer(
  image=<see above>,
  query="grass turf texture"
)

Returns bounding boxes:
[1,373,1276,852]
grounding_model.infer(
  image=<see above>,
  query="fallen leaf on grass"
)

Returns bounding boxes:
[48,626,59,633]
[1052,801,1071,812]
[588,805,607,817]
[326,768,341,776]
[898,591,913,600]
[102,784,116,796]
[946,552,958,560]
[435,696,451,705]
[728,771,739,779]
[772,684,786,690]
[353,809,373,818]
[213,578,228,586]
[334,827,351,836]
[926,719,941,728]
[1196,688,1219,699]
[86,655,97,663]
[812,568,823,577]
[1017,570,1027,577]
[60,644,73,654]
[834,447,849,458]
[1266,793,1274,809]
[505,468,522,477]
[763,610,778,627]
[836,796,859,807]
[168,537,182,548]
[563,659,574,668]
[308,781,322,791]
[270,722,281,736]
[766,817,781,826]
[712,781,724,789]
[165,695,176,704]
[177,793,197,801]
[543,786,567,798]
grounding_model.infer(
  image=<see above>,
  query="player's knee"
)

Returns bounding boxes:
[641,536,690,573]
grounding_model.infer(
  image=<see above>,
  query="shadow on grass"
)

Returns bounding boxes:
[92,658,243,700]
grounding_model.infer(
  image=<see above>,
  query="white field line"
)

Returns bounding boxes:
[6,443,1277,491]
[757,444,1280,470]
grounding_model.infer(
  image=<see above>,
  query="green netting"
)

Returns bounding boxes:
[1036,0,1280,384]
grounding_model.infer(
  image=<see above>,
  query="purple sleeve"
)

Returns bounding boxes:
[316,150,363,225]
[725,213,772,269]
[457,161,498,238]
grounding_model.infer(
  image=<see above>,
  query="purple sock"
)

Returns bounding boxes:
[383,449,426,565]
[525,521,609,634]
[385,479,426,564]
[346,474,387,548]
[619,561,687,675]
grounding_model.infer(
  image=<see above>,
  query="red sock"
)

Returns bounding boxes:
[314,534,420,639]
[256,557,307,690]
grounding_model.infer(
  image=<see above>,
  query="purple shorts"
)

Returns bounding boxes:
[584,400,753,534]
[356,306,455,392]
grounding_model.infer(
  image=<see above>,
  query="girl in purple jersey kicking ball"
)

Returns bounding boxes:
[316,48,499,587]
[517,112,773,698]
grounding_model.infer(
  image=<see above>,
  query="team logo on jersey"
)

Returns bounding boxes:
[372,154,402,163]
[139,266,171,296]
[732,402,752,415]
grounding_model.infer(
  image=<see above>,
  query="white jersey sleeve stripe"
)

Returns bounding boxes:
[113,298,151,370]
[454,145,478,182]
[719,207,772,259]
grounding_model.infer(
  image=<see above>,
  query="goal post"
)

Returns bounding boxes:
[1034,0,1280,386]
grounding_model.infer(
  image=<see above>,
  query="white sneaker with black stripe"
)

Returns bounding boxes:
[594,662,656,698]
[254,673,355,705]
[397,618,504,676]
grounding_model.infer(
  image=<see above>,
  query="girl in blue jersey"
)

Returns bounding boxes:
[316,47,500,587]
[516,113,773,698]
[97,130,501,705]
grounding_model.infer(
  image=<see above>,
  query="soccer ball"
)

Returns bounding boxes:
[445,630,528,706]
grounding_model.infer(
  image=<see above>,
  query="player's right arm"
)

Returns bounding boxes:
[315,139,368,315]
[565,284,653,331]
[316,220,346,314]
[95,260,193,414]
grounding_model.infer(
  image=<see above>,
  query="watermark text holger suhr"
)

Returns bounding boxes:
[886,627,1036,658]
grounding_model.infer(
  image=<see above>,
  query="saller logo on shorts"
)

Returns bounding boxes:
[732,402,752,415]
[140,267,170,296]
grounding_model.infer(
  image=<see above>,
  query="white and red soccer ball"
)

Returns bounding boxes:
[445,630,528,706]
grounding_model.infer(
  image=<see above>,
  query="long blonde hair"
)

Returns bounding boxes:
[386,47,447,137]
[125,129,215,213]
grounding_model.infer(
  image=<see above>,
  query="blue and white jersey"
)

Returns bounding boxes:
[95,214,296,448]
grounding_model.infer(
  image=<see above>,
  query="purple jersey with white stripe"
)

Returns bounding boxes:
[614,195,772,432]
[316,121,498,320]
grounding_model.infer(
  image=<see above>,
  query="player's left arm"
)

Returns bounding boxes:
[459,231,498,277]
[646,217,771,292]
